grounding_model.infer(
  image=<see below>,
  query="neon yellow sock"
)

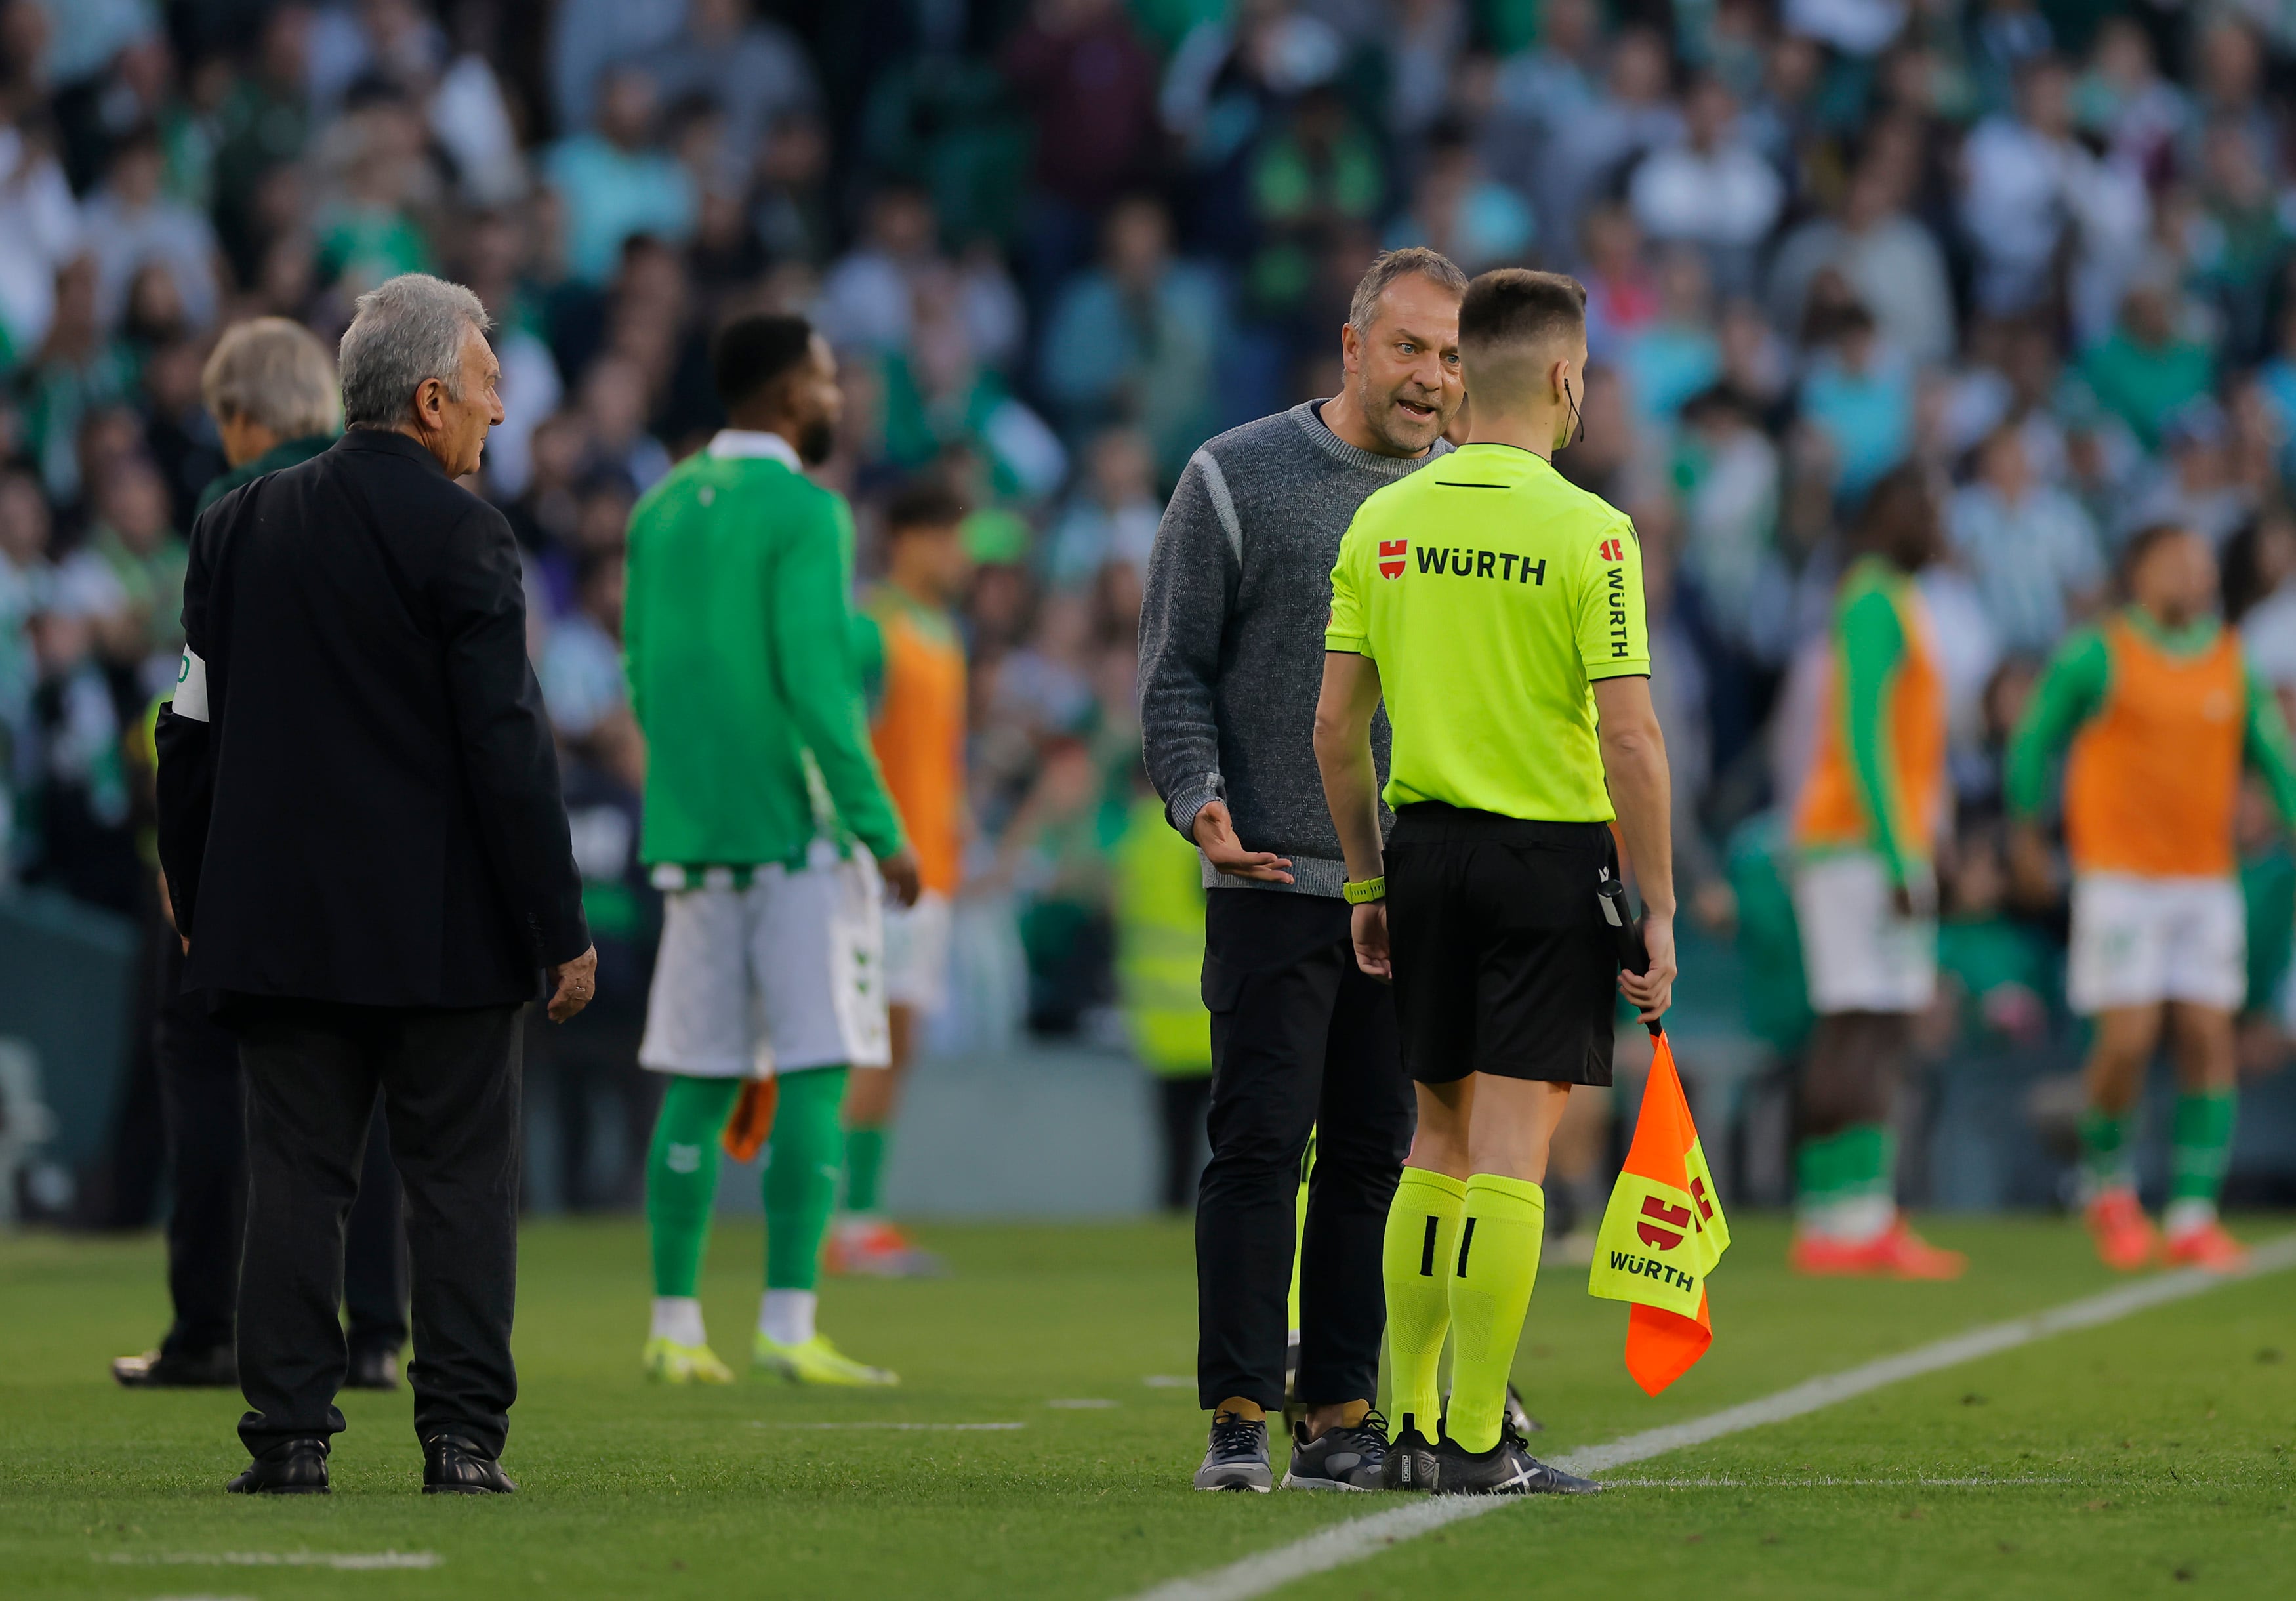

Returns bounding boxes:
[1445,1173,1544,1454]
[1380,1167,1465,1439]
[1285,1129,1317,1335]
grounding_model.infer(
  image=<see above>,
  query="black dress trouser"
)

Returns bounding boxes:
[235,1001,522,1458]
[153,944,405,1362]
[1196,890,1413,1413]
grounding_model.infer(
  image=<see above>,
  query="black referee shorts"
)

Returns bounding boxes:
[1385,803,1618,1087]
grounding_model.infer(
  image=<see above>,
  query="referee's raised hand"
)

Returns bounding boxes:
[1191,800,1295,884]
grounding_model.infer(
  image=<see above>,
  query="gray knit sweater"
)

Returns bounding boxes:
[1138,401,1452,897]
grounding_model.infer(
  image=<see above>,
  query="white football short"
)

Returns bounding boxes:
[884,890,953,1014]
[2068,872,2246,1016]
[1793,850,1938,1016]
[638,841,890,1077]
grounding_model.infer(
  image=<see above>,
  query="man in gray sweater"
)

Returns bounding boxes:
[1139,247,1467,1491]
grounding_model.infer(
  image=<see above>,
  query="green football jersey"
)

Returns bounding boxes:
[622,436,904,870]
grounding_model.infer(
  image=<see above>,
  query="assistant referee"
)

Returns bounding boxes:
[1312,268,1675,1497]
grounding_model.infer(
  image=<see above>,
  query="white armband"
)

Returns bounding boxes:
[173,648,211,722]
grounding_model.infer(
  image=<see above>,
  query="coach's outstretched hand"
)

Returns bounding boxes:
[1192,800,1294,884]
[1618,913,1675,1023]
[546,945,598,1022]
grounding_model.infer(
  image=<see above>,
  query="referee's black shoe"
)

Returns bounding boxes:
[1433,1425,1600,1496]
[1505,1381,1543,1436]
[1378,1413,1441,1492]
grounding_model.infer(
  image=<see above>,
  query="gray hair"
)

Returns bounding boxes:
[337,273,493,428]
[203,318,342,438]
[1347,247,1469,335]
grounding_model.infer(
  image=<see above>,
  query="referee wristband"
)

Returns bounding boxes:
[1342,875,1386,905]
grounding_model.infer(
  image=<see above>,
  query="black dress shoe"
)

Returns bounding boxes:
[345,1346,401,1390]
[422,1434,516,1494]
[227,1438,331,1494]
[113,1346,237,1388]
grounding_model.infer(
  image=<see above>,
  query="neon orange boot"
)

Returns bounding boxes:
[1788,1227,1893,1276]
[1868,1218,1967,1279]
[2163,1217,2248,1272]
[1790,1216,1965,1279]
[825,1219,947,1278]
[2083,1188,2158,1272]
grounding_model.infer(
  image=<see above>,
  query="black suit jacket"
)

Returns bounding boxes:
[155,428,588,1009]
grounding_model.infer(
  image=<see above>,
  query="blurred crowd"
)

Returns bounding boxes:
[3,0,2296,1208]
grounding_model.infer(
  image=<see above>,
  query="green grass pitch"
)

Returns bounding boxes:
[2,1215,2291,1599]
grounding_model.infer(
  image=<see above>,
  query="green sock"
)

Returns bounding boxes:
[1798,1124,1893,1231]
[646,1075,743,1299]
[2169,1090,2236,1207]
[1445,1174,1544,1455]
[1380,1167,1466,1439]
[765,1067,849,1292]
[2079,1106,2135,1194]
[844,1124,888,1215]
[1836,1123,1893,1203]
[1794,1131,1847,1218]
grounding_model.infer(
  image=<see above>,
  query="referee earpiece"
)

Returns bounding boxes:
[1561,375,1586,450]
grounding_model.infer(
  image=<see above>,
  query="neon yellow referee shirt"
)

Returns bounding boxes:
[1325,442,1650,823]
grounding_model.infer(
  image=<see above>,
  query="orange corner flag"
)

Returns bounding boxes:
[720,1077,779,1163]
[1586,1031,1731,1396]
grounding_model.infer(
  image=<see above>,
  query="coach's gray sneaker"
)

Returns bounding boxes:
[1193,1411,1273,1492]
[1281,1409,1389,1491]
[1435,1425,1599,1496]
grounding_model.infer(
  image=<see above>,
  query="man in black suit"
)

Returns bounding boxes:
[156,273,597,1497]
[117,314,410,1398]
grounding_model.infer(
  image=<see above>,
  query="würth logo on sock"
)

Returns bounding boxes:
[1379,539,1408,579]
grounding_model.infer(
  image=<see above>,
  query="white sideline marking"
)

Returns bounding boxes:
[1122,1234,2296,1601]
[100,1552,440,1570]
[1603,1475,2073,1487]
[1048,1398,1119,1409]
[750,1420,1025,1431]
[1143,1375,1194,1388]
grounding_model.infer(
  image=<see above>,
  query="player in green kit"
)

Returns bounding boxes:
[1315,270,1673,1495]
[623,314,921,1384]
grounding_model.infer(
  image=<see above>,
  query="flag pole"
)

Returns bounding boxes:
[1597,866,1660,1039]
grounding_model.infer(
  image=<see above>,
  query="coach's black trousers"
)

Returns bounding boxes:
[1197,890,1412,1413]
[236,1001,522,1459]
[154,944,405,1363]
